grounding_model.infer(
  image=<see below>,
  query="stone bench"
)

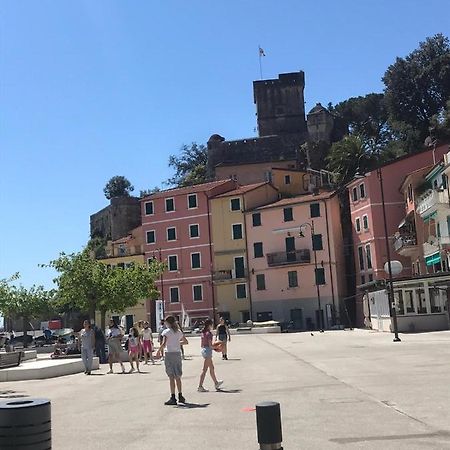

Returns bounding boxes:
[0,351,23,369]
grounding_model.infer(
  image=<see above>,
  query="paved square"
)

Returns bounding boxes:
[2,330,450,449]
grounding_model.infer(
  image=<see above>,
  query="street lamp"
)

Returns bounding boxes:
[299,221,324,332]
[152,248,165,321]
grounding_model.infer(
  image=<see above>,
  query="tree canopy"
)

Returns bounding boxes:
[103,176,134,200]
[167,143,209,187]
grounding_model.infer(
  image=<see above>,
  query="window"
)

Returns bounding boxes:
[394,291,404,315]
[193,285,203,301]
[442,174,448,190]
[144,201,154,215]
[256,274,266,290]
[232,224,243,240]
[288,271,298,288]
[312,234,323,251]
[254,242,264,258]
[230,198,241,211]
[146,230,155,244]
[429,288,442,313]
[408,184,413,202]
[189,224,199,238]
[368,274,373,282]
[405,290,415,313]
[365,244,372,269]
[315,268,325,285]
[264,171,272,183]
[284,175,291,185]
[359,183,366,199]
[168,255,178,271]
[361,275,366,285]
[165,198,175,212]
[355,218,361,232]
[191,252,201,269]
[169,287,179,303]
[167,227,176,241]
[352,187,358,202]
[188,194,197,209]
[284,207,293,222]
[252,213,261,227]
[236,283,247,299]
[363,215,369,230]
[310,203,320,218]
[358,246,365,271]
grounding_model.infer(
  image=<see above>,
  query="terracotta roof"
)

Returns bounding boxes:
[213,182,273,198]
[255,190,336,210]
[140,180,234,201]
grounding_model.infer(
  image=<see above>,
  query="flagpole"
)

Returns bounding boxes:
[259,46,263,80]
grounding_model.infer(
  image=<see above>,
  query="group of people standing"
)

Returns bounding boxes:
[79,315,232,406]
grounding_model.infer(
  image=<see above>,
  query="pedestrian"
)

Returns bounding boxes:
[80,320,95,375]
[94,324,107,364]
[157,319,166,360]
[155,316,188,405]
[106,319,125,374]
[142,321,155,365]
[198,319,223,392]
[127,327,141,373]
[216,317,231,360]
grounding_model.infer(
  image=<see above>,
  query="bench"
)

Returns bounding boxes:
[236,327,252,332]
[0,351,23,369]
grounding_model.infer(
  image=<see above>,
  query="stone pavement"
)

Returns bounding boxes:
[2,329,450,449]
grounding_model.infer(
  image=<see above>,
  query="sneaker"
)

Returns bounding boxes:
[215,380,223,390]
[106,370,113,374]
[198,386,208,393]
[86,371,91,375]
[178,394,186,403]
[164,397,177,406]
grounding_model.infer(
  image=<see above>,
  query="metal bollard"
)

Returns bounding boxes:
[256,401,283,450]
[0,398,51,449]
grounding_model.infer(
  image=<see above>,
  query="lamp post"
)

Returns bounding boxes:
[299,221,324,332]
[377,167,401,342]
[153,248,165,321]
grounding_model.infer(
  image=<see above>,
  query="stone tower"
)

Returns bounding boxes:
[307,103,335,143]
[253,71,307,137]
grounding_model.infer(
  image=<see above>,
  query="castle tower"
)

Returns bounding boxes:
[253,71,307,137]
[307,103,335,143]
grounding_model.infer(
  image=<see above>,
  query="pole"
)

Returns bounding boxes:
[378,167,401,342]
[311,221,323,332]
[259,54,263,80]
[159,248,165,319]
[255,401,283,450]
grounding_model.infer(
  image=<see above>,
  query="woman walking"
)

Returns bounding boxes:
[106,319,125,374]
[142,321,155,365]
[216,317,231,360]
[127,327,141,373]
[80,320,95,375]
[198,319,223,392]
[156,316,188,405]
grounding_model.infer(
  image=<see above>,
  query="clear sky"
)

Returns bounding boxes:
[1,0,449,289]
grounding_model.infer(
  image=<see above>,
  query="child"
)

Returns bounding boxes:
[198,319,223,392]
[142,321,155,365]
[127,327,141,373]
[156,316,188,405]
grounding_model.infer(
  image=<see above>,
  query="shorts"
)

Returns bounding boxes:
[142,340,153,353]
[201,347,213,359]
[164,352,182,378]
[217,334,227,342]
[129,345,139,356]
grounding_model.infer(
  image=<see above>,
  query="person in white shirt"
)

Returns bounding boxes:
[156,316,188,405]
[141,321,155,365]
[106,319,125,374]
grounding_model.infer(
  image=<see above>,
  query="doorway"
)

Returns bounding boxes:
[290,308,303,330]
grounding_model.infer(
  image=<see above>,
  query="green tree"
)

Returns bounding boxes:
[103,176,134,200]
[0,274,54,347]
[167,143,209,187]
[139,186,161,198]
[383,34,450,148]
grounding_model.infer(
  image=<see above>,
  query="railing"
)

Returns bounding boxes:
[267,249,311,267]
[213,268,248,281]
[416,190,448,216]
[394,235,417,252]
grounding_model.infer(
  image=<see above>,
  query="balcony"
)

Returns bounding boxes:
[416,190,448,218]
[394,234,418,257]
[267,249,311,267]
[213,268,248,282]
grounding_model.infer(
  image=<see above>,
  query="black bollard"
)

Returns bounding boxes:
[256,401,283,450]
[0,398,51,449]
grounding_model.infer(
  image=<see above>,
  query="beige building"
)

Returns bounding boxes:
[96,226,149,331]
[210,182,279,323]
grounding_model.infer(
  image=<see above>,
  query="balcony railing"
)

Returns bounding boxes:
[394,235,417,252]
[213,268,249,281]
[416,190,448,216]
[267,249,311,267]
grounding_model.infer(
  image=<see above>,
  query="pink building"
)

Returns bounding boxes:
[348,144,448,326]
[245,191,346,330]
[141,180,236,325]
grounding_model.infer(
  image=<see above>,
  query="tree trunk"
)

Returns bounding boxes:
[22,316,29,348]
[100,309,107,331]
[89,300,96,324]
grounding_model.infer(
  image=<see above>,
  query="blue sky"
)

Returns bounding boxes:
[1,0,449,289]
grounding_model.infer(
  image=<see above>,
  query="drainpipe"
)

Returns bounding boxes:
[243,198,253,322]
[321,198,337,325]
[206,192,217,324]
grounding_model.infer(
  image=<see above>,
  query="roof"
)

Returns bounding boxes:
[213,182,273,198]
[140,180,234,201]
[271,167,307,173]
[308,103,329,115]
[254,190,336,211]
[399,165,433,192]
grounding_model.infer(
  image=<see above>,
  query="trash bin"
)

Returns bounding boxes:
[0,398,51,449]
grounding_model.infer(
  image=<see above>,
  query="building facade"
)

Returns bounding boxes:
[210,182,279,324]
[141,180,236,326]
[245,191,346,329]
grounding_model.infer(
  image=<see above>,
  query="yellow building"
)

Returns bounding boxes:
[210,182,279,323]
[96,226,149,331]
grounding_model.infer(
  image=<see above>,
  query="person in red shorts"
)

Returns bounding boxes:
[142,321,155,365]
[127,327,141,373]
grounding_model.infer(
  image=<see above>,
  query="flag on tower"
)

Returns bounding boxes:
[259,46,266,57]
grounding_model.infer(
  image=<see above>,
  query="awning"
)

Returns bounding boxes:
[425,252,441,266]
[398,211,414,229]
